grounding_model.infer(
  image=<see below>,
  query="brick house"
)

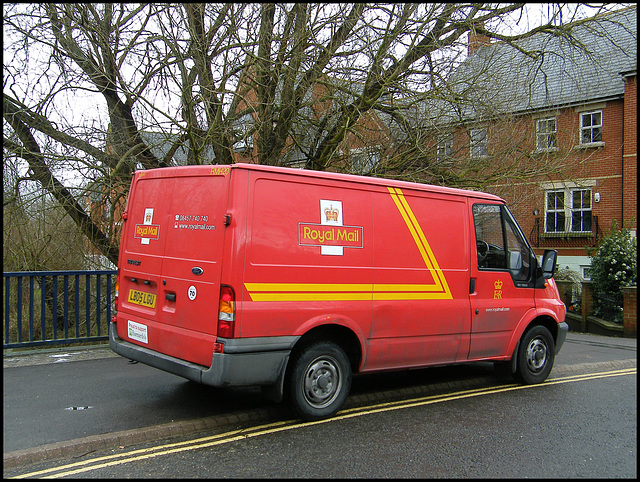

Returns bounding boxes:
[406,6,637,279]
[229,71,393,172]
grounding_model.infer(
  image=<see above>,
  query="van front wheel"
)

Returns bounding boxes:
[286,341,352,421]
[515,325,555,384]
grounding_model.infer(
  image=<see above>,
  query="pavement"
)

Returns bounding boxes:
[3,343,120,369]
[3,333,637,469]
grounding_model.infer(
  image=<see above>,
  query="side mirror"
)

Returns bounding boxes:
[540,250,558,279]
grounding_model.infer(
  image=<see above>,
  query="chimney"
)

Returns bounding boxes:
[468,22,491,55]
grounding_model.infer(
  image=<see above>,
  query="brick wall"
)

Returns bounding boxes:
[622,74,637,233]
[461,98,627,261]
[623,286,637,338]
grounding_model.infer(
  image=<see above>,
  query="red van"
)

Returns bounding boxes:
[110,164,567,420]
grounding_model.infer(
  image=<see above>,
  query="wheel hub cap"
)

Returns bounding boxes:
[526,338,547,372]
[304,358,341,408]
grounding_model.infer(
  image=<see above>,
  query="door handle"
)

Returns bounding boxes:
[166,293,176,301]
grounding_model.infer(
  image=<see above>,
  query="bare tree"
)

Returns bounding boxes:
[3,3,625,265]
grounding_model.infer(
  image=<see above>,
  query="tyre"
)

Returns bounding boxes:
[514,325,555,384]
[286,341,352,421]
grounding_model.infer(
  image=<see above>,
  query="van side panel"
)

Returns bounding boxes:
[365,187,471,371]
[240,173,373,343]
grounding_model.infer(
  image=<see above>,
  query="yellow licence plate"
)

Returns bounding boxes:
[128,289,157,308]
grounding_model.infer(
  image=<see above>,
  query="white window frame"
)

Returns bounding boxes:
[437,133,453,160]
[536,117,557,151]
[545,190,566,233]
[349,146,380,174]
[570,188,593,232]
[232,113,255,153]
[544,186,593,234]
[469,128,487,158]
[579,110,603,146]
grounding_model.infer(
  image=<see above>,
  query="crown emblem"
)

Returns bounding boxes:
[324,205,339,222]
[494,279,503,290]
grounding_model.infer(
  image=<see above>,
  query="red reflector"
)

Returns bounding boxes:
[212,342,224,353]
[217,320,233,338]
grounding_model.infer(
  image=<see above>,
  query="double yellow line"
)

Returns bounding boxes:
[11,367,635,479]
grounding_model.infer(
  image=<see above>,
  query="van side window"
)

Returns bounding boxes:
[503,208,532,281]
[473,204,532,281]
[473,204,506,270]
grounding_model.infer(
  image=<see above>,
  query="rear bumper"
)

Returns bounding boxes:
[109,322,297,387]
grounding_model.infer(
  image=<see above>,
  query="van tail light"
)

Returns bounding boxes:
[112,270,120,323]
[217,285,236,338]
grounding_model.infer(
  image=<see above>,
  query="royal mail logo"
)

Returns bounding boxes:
[299,223,363,248]
[134,224,160,240]
[324,205,339,222]
[494,278,503,299]
[299,199,363,255]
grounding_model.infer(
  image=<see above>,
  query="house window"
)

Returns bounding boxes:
[571,189,592,232]
[470,128,487,158]
[545,191,565,233]
[350,147,380,174]
[437,134,452,160]
[232,113,255,153]
[536,117,556,150]
[545,188,592,233]
[103,200,111,220]
[580,110,602,145]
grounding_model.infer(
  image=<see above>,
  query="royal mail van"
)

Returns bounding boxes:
[110,163,568,420]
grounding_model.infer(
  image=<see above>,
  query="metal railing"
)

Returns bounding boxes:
[3,270,117,349]
[528,215,601,247]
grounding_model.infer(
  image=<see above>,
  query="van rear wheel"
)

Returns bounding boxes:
[515,325,555,384]
[286,341,351,421]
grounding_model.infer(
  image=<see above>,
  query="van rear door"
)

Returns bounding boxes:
[118,167,230,366]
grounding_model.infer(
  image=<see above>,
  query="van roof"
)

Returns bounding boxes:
[135,163,504,202]
[234,163,504,203]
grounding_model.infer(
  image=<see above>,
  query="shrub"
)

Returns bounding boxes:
[587,222,637,323]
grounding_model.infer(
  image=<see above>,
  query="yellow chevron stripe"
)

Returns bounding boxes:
[246,291,455,302]
[244,283,446,293]
[387,187,452,298]
[245,187,452,302]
